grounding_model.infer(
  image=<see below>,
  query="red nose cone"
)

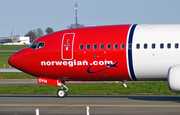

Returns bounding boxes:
[8,52,22,70]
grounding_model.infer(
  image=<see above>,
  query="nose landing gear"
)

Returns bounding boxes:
[37,77,69,98]
[57,81,68,98]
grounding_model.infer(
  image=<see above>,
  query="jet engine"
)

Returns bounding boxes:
[167,65,180,93]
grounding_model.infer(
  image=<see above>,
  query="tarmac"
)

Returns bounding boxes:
[0,94,180,115]
[0,68,22,73]
[0,50,18,52]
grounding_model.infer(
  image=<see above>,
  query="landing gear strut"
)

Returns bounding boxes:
[57,81,68,98]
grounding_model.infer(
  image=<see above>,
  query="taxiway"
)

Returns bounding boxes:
[0,94,180,115]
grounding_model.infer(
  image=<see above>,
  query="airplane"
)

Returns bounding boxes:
[0,30,14,43]
[8,24,180,98]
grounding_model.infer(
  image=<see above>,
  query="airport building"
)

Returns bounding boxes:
[4,36,30,45]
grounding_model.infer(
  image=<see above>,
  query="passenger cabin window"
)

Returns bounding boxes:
[136,44,140,49]
[86,44,90,50]
[100,44,104,49]
[29,42,45,49]
[152,43,155,49]
[144,43,148,49]
[160,43,164,49]
[167,43,171,49]
[175,43,179,49]
[93,44,97,49]
[121,44,125,49]
[80,44,83,50]
[107,44,111,49]
[114,44,118,49]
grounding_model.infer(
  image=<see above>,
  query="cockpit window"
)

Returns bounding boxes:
[30,42,38,49]
[37,43,45,49]
[29,42,45,49]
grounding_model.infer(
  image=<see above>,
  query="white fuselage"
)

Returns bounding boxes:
[131,24,180,81]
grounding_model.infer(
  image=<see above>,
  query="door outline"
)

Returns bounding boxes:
[61,33,75,60]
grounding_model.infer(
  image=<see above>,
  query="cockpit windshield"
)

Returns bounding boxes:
[28,41,45,49]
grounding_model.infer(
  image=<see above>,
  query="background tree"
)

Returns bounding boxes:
[45,27,54,34]
[25,31,37,42]
[35,28,44,38]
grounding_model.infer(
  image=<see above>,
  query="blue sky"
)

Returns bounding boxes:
[0,0,180,36]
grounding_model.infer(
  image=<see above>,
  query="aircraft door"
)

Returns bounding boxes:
[61,33,75,60]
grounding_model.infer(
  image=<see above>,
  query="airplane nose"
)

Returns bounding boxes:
[8,52,22,69]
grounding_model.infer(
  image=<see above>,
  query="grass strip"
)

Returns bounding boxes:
[0,52,15,68]
[0,52,18,68]
[0,73,37,79]
[0,52,15,56]
[0,45,28,67]
[0,45,28,50]
[0,82,179,95]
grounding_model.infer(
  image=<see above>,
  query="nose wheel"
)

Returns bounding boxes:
[57,81,68,98]
[57,89,68,98]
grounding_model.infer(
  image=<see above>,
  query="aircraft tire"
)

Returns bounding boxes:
[57,89,68,98]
